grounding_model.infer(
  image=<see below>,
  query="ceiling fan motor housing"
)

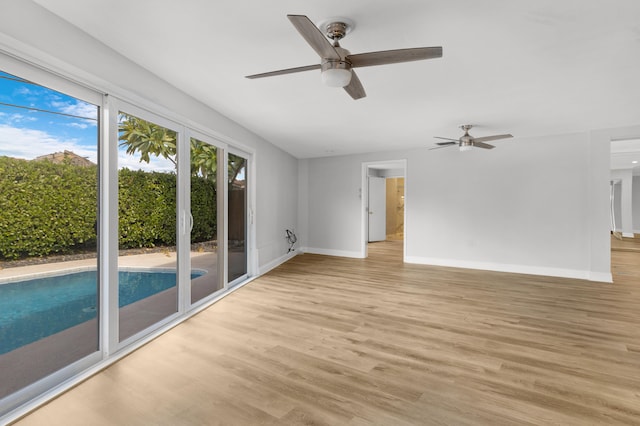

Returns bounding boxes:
[325,21,348,40]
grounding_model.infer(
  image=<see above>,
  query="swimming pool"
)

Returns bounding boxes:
[0,269,205,355]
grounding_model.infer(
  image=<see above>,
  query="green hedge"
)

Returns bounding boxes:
[118,169,177,248]
[0,157,97,259]
[0,156,216,260]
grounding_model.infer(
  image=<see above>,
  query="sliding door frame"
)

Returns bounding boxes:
[226,146,255,286]
[0,52,104,415]
[107,98,185,352]
[0,51,257,422]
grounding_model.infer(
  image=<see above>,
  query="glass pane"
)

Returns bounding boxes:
[0,70,99,398]
[228,153,247,282]
[117,112,177,341]
[190,138,220,303]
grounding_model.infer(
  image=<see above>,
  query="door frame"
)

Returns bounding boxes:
[360,159,407,259]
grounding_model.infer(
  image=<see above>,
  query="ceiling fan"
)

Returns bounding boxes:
[431,125,513,151]
[245,14,443,100]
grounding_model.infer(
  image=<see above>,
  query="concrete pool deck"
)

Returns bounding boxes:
[0,251,215,282]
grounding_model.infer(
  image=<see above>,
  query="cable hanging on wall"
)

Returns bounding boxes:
[285,229,297,253]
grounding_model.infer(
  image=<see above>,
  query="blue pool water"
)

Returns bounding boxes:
[0,269,205,355]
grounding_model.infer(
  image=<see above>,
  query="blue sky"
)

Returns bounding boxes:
[0,70,98,163]
[0,70,173,172]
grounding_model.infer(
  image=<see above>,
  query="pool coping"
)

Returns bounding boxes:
[0,251,211,285]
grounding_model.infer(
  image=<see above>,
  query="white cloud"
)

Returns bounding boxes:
[0,113,38,125]
[50,100,97,120]
[117,147,175,173]
[14,86,35,96]
[66,122,90,129]
[0,124,97,163]
[0,124,175,173]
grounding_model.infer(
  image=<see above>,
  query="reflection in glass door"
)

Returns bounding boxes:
[117,112,178,341]
[190,138,221,303]
[228,153,247,283]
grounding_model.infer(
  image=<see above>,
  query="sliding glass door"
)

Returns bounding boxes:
[117,111,179,342]
[227,152,248,284]
[189,136,222,304]
[0,65,101,404]
[0,57,254,419]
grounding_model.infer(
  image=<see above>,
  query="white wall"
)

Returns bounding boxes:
[302,131,613,281]
[305,155,364,257]
[0,0,298,272]
[407,133,590,277]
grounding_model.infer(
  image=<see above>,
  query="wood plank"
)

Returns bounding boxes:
[13,241,640,425]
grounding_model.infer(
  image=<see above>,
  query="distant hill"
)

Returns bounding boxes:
[33,150,95,167]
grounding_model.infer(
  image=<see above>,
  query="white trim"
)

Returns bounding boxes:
[302,247,364,258]
[589,272,614,283]
[622,232,635,238]
[404,256,610,282]
[178,127,191,313]
[258,251,298,275]
[0,38,103,105]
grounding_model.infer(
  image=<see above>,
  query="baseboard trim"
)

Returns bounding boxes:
[404,256,611,282]
[302,247,364,259]
[622,232,635,238]
[258,251,298,275]
[588,272,613,283]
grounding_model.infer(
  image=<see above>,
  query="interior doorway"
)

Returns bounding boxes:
[362,160,406,259]
[385,177,405,241]
[609,138,640,283]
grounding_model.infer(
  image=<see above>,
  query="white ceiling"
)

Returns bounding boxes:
[34,0,640,159]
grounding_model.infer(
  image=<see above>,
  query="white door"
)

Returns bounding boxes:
[368,176,386,242]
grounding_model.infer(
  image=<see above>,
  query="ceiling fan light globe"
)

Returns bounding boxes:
[459,144,473,152]
[321,68,352,87]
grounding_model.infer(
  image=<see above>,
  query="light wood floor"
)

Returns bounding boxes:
[13,241,640,425]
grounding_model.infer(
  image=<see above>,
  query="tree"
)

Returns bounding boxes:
[118,113,244,183]
[190,139,217,180]
[119,114,177,166]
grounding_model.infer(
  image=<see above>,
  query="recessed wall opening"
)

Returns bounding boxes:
[361,160,406,259]
[609,137,640,279]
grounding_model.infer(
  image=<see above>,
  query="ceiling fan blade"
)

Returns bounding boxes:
[343,70,366,100]
[474,142,495,149]
[473,134,513,143]
[434,136,459,142]
[287,15,341,60]
[245,64,321,79]
[435,141,457,146]
[348,47,442,68]
[429,144,457,150]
